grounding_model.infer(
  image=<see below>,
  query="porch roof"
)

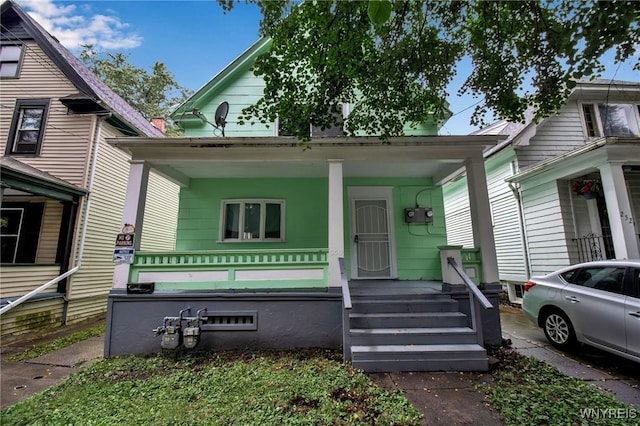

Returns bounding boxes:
[108,135,504,185]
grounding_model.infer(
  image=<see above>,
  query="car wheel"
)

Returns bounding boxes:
[542,310,576,349]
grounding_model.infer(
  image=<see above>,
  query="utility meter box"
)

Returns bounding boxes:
[404,207,433,223]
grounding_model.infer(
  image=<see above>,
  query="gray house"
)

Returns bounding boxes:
[443,79,640,303]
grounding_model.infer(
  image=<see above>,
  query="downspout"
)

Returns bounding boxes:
[508,182,531,279]
[0,112,110,317]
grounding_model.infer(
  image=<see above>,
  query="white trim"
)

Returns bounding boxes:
[347,186,397,279]
[235,269,324,281]
[138,271,228,282]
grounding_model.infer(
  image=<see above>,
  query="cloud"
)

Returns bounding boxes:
[18,0,143,50]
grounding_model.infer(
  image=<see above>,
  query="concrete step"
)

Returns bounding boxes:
[350,344,488,372]
[349,312,468,328]
[349,327,477,346]
[350,298,459,314]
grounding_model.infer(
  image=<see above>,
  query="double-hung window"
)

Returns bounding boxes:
[221,199,285,242]
[6,99,50,155]
[581,103,640,138]
[0,44,24,78]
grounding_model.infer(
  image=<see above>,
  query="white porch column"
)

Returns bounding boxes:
[112,161,150,289]
[599,163,640,259]
[465,157,500,284]
[328,159,344,288]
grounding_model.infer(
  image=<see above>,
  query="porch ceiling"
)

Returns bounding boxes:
[108,136,504,182]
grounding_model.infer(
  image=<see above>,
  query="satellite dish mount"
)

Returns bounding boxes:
[192,101,229,137]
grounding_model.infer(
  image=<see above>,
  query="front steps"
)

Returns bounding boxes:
[347,280,488,372]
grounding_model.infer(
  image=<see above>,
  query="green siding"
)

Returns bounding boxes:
[343,178,446,280]
[177,178,328,250]
[176,177,447,282]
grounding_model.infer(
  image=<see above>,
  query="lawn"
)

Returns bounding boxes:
[1,349,421,426]
[2,339,638,425]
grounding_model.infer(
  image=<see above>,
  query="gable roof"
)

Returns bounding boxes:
[0,0,163,138]
[170,37,272,124]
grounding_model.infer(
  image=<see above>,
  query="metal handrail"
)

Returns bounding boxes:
[0,265,79,315]
[339,257,352,361]
[447,257,493,345]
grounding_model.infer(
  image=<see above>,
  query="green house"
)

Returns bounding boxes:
[105,37,505,372]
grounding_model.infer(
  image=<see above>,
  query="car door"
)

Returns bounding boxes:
[625,267,640,357]
[560,266,627,352]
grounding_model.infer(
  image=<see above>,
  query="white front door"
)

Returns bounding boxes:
[349,187,396,279]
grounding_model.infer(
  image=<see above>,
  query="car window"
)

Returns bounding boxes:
[632,268,640,299]
[561,266,625,294]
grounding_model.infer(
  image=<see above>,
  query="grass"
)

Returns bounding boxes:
[2,332,638,425]
[6,324,106,362]
[0,349,421,426]
[488,346,638,426]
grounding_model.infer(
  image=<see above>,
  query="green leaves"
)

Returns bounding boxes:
[367,0,392,25]
[219,0,639,141]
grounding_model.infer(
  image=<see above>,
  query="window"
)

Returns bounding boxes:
[6,99,50,155]
[561,266,625,294]
[220,199,285,242]
[0,44,24,78]
[1,203,45,264]
[276,105,346,137]
[581,103,640,138]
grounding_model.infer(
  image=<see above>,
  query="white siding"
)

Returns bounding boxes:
[521,181,573,275]
[443,178,474,248]
[517,102,587,170]
[140,171,179,251]
[443,150,528,281]
[36,199,63,264]
[0,298,64,338]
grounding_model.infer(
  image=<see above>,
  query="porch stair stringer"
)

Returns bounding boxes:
[346,280,489,372]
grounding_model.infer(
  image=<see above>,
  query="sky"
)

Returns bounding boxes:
[13,0,640,135]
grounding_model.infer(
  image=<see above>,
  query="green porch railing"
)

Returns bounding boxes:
[130,248,329,291]
[460,248,482,285]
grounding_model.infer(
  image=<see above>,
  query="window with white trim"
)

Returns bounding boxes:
[581,103,640,138]
[220,199,285,242]
[0,44,24,78]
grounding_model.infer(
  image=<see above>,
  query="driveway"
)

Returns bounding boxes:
[500,305,640,408]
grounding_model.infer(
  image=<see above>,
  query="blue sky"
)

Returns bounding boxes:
[15,0,640,135]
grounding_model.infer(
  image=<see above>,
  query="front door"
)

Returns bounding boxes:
[349,187,396,279]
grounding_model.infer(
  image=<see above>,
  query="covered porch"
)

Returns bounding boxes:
[105,136,504,369]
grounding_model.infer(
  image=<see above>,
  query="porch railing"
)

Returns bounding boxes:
[573,233,614,262]
[130,248,329,290]
[447,257,493,346]
[339,258,352,362]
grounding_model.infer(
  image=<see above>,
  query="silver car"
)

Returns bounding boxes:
[522,260,640,363]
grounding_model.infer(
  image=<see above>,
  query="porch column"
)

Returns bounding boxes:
[112,161,150,289]
[328,159,344,288]
[599,163,640,258]
[464,157,499,284]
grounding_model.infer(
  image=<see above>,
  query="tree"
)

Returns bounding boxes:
[218,0,639,141]
[79,45,191,135]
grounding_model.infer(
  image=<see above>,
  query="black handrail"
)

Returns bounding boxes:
[339,257,352,361]
[447,257,493,346]
[447,257,493,309]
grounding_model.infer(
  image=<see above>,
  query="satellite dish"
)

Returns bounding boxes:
[214,101,229,137]
[191,101,229,137]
